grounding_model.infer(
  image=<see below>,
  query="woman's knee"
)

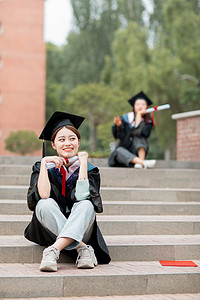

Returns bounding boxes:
[115,146,124,155]
[35,198,58,219]
[73,200,94,215]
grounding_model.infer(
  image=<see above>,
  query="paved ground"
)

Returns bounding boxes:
[4,293,200,299]
[1,261,200,276]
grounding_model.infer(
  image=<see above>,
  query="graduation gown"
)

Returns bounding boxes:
[24,161,111,264]
[109,112,153,167]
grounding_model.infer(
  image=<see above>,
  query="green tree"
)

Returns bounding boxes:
[60,0,146,94]
[60,0,120,92]
[163,0,200,109]
[45,0,200,159]
[117,0,145,26]
[149,0,200,156]
[46,43,66,120]
[65,82,128,152]
[149,0,200,112]
[101,22,151,95]
[101,0,200,158]
[46,42,64,84]
[5,131,41,155]
[45,0,149,124]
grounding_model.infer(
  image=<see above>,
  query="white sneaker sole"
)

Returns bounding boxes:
[134,164,143,169]
[77,259,95,269]
[144,160,156,169]
[39,261,57,272]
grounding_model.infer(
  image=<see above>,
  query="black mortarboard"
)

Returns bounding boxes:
[39,111,85,157]
[128,91,153,107]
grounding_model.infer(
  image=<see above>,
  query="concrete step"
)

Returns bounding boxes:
[4,294,200,300]
[1,235,200,263]
[0,261,200,298]
[1,185,200,202]
[100,168,200,188]
[0,165,32,176]
[0,157,108,168]
[101,187,200,202]
[1,199,200,216]
[103,201,200,215]
[0,200,30,214]
[0,156,41,165]
[1,155,200,169]
[1,215,200,235]
[1,166,200,188]
[0,186,28,200]
[98,215,200,235]
[0,175,30,185]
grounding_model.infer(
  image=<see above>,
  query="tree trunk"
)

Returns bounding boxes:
[88,111,97,152]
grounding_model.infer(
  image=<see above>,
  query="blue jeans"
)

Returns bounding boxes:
[35,198,95,250]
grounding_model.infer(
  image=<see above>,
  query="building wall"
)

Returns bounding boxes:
[172,111,200,161]
[0,0,45,155]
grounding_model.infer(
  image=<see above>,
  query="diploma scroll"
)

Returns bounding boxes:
[146,104,170,113]
[46,155,78,169]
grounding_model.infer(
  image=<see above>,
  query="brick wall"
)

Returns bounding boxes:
[0,0,45,155]
[172,110,200,161]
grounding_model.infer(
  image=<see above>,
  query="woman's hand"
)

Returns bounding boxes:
[114,115,122,127]
[135,109,147,126]
[41,156,66,169]
[137,109,147,117]
[78,152,88,181]
[78,151,88,164]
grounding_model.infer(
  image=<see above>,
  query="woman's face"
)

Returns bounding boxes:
[134,99,147,114]
[52,127,80,158]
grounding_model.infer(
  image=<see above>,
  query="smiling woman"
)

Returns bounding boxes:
[51,126,80,159]
[109,91,156,169]
[44,0,72,46]
[24,111,111,273]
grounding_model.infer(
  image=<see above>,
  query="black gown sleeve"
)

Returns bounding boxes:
[112,120,127,140]
[27,161,61,212]
[88,168,103,213]
[27,162,41,211]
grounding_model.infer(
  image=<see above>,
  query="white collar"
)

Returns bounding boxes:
[65,160,80,180]
[127,111,135,126]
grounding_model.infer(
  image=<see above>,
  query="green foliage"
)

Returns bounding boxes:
[5,131,41,156]
[45,0,200,159]
[100,0,200,158]
[46,43,66,120]
[65,82,128,151]
[46,83,63,121]
[103,22,151,93]
[162,0,200,111]
[148,0,200,156]
[46,42,64,84]
[60,0,121,92]
[117,0,145,25]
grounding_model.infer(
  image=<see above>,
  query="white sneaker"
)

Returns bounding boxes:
[76,245,98,269]
[39,246,60,272]
[143,160,156,169]
[134,163,143,169]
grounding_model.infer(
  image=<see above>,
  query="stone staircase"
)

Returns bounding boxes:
[0,157,200,298]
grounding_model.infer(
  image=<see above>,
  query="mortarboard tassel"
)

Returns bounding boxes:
[60,165,67,197]
[42,138,46,158]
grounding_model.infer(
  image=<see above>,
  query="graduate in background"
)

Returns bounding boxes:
[24,111,110,272]
[109,91,156,169]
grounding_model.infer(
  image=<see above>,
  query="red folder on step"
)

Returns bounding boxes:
[159,260,198,267]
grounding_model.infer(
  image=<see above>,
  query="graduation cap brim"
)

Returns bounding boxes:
[128,91,153,107]
[39,111,85,142]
